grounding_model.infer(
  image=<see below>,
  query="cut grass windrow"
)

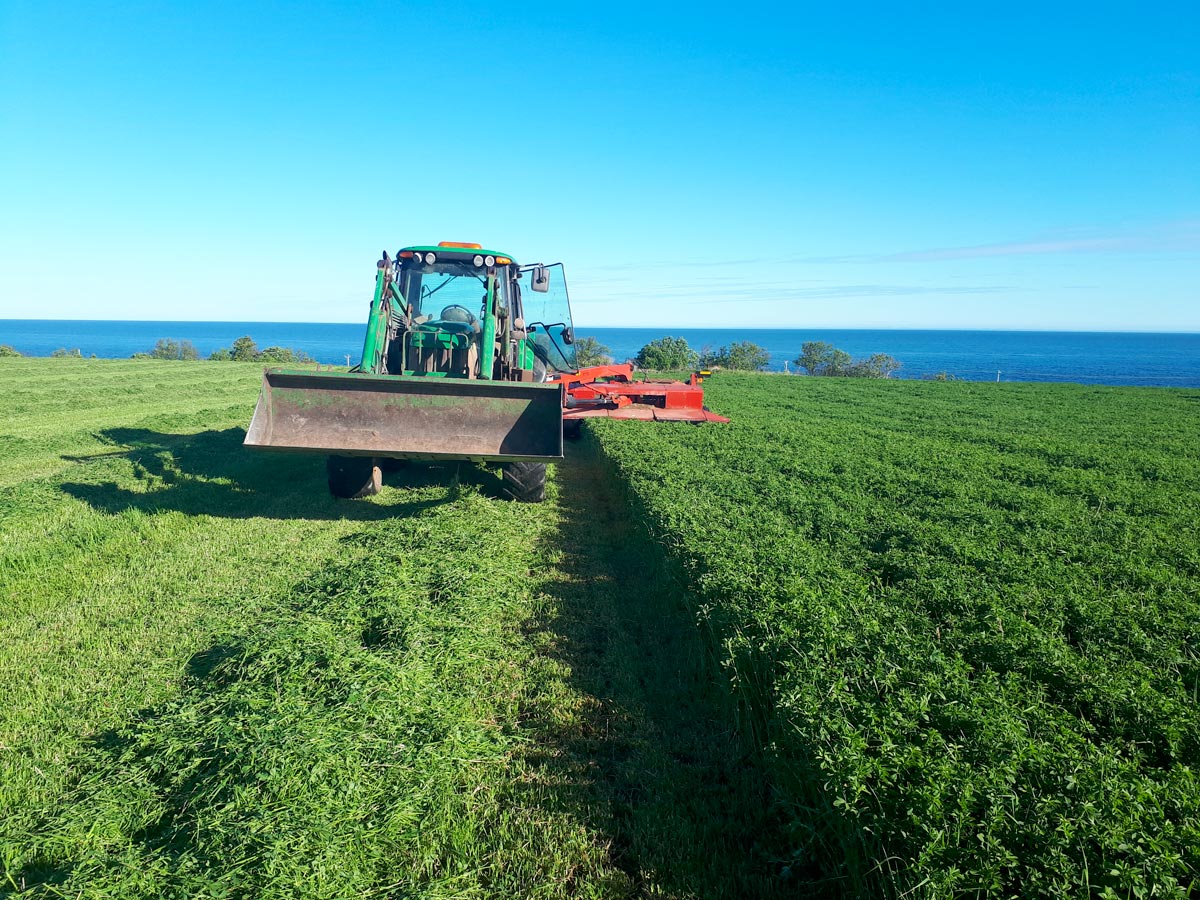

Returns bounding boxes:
[2,359,795,898]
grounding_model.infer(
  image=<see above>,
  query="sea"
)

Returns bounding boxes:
[2,320,1199,388]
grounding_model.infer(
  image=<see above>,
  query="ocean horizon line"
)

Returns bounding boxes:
[3,318,1198,337]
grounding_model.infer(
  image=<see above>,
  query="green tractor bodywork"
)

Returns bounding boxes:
[244,244,579,501]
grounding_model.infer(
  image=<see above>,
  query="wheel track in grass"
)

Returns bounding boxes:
[519,435,799,898]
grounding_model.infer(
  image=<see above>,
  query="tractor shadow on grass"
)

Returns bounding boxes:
[59,426,503,520]
[523,437,803,899]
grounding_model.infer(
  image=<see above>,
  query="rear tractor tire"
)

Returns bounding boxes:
[502,461,546,503]
[327,455,382,499]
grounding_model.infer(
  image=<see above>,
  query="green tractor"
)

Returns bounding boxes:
[244,242,578,502]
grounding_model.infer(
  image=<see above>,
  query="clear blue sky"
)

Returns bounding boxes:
[2,1,1197,330]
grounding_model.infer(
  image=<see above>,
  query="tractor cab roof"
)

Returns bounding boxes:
[399,242,518,266]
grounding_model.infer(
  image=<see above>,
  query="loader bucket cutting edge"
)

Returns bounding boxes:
[244,370,563,461]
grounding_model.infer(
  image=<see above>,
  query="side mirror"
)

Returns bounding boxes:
[560,326,574,345]
[531,266,550,293]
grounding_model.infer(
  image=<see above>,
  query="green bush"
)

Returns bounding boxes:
[49,348,82,358]
[0,345,22,357]
[701,341,770,371]
[794,341,900,378]
[635,336,698,370]
[257,346,314,364]
[230,335,259,361]
[145,339,200,360]
[573,336,612,368]
[208,336,312,364]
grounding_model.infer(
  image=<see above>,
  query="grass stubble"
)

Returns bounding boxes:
[1,358,786,898]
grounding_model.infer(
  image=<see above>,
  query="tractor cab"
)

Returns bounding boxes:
[373,243,577,380]
[245,241,571,499]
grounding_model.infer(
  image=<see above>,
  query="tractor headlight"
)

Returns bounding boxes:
[412,252,424,264]
[473,255,484,267]
[484,255,495,267]
[425,252,437,265]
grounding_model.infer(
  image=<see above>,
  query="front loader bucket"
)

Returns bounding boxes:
[244,370,563,462]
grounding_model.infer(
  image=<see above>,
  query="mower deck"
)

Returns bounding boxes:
[555,364,731,425]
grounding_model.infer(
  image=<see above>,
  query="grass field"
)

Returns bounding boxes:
[591,373,1200,897]
[3,359,1199,898]
[0,358,785,898]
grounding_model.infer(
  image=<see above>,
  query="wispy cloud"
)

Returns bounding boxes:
[883,220,1200,262]
[574,282,1012,304]
[693,284,1011,303]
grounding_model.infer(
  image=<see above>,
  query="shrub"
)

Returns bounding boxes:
[50,348,82,358]
[148,339,200,360]
[795,341,900,378]
[257,346,313,364]
[230,336,259,361]
[635,336,698,370]
[701,341,770,371]
[846,352,901,378]
[795,341,851,375]
[573,336,612,368]
[209,337,313,364]
[0,345,22,357]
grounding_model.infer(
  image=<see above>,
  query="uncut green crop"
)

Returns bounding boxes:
[590,373,1200,898]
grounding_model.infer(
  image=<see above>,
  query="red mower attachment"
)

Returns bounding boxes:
[552,364,730,424]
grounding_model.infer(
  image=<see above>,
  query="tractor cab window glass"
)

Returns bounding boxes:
[399,261,489,331]
[520,263,576,371]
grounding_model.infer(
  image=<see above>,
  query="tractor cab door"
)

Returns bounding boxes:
[519,263,577,373]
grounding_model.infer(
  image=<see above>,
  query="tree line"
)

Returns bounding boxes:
[132,336,313,363]
[8,334,900,378]
[575,336,901,378]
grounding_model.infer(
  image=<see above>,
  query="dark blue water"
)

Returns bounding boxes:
[2,320,1198,387]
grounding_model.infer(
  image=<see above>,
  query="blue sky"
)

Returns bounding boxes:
[1,1,1197,330]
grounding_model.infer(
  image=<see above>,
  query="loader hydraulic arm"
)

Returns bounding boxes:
[360,252,398,374]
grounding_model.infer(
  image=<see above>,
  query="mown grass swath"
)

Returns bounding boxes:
[1,358,789,897]
[590,373,1200,897]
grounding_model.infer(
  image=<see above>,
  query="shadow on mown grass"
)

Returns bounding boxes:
[14,640,265,891]
[522,436,807,899]
[60,426,504,520]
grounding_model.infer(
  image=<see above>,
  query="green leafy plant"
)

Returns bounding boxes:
[257,346,314,363]
[573,336,612,368]
[635,336,699,370]
[208,336,312,364]
[230,335,259,361]
[700,341,770,371]
[145,338,200,360]
[794,341,899,377]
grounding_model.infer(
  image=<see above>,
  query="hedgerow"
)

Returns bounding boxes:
[589,373,1200,898]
